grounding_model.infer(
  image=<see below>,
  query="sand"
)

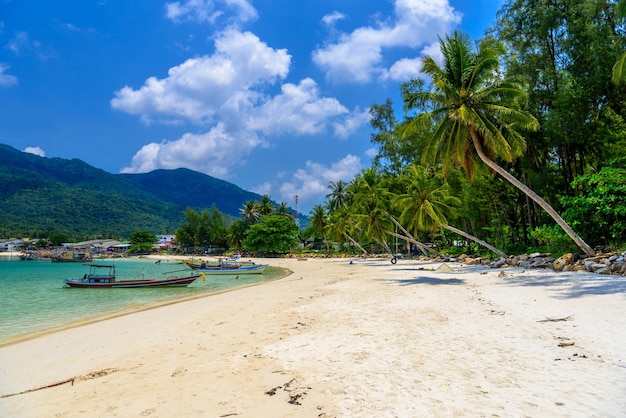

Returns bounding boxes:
[1,256,625,417]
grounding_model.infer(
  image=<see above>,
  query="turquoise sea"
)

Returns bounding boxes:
[0,257,281,342]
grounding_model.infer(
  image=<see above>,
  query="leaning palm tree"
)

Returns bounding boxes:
[325,206,369,256]
[404,31,595,256]
[395,165,507,258]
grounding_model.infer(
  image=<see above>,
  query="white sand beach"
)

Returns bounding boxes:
[1,256,625,417]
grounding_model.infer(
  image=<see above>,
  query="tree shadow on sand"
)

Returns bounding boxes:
[499,271,626,298]
[386,277,465,286]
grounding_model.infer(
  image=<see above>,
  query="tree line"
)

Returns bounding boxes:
[306,0,626,258]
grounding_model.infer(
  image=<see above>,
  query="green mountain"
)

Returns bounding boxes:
[0,144,264,238]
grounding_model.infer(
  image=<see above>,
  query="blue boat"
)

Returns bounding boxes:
[198,263,268,275]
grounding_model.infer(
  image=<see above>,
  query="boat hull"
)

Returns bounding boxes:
[197,264,267,275]
[64,274,201,288]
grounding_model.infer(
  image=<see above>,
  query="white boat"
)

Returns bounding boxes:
[197,263,268,275]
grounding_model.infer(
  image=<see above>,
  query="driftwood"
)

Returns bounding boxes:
[0,367,118,399]
[0,377,75,399]
[537,315,573,322]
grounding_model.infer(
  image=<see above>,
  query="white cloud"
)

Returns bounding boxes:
[0,63,17,86]
[312,0,460,83]
[111,30,290,124]
[23,146,45,157]
[365,147,378,158]
[322,11,346,27]
[333,107,371,139]
[279,154,362,211]
[247,78,348,136]
[121,122,264,178]
[165,0,257,24]
[251,181,272,196]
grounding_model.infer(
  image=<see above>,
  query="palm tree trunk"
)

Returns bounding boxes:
[384,230,440,257]
[470,129,595,256]
[345,233,369,255]
[387,216,438,256]
[441,224,508,258]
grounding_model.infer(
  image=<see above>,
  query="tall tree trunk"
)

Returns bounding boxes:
[441,224,508,258]
[345,233,368,255]
[470,129,595,256]
[388,216,437,256]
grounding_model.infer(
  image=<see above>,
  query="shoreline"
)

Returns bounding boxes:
[0,258,293,347]
[1,257,625,416]
[0,253,292,347]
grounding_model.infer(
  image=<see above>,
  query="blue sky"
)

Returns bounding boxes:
[0,0,502,214]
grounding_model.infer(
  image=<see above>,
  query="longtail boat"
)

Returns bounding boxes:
[64,264,201,288]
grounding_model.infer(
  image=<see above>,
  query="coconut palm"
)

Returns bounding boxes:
[258,195,274,217]
[404,31,595,256]
[275,202,293,219]
[326,180,348,212]
[325,206,369,255]
[309,204,330,254]
[240,200,260,224]
[347,168,396,255]
[395,165,507,258]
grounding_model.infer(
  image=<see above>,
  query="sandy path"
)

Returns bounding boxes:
[1,257,625,417]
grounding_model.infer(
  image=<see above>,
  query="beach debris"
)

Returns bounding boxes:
[264,378,310,406]
[77,367,119,381]
[0,377,75,399]
[488,309,506,315]
[537,315,573,323]
[558,340,575,347]
[0,367,120,399]
[498,271,508,278]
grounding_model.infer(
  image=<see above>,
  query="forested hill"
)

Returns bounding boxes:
[0,144,264,237]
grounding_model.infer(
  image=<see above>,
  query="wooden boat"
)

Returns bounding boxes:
[64,264,201,288]
[198,263,268,275]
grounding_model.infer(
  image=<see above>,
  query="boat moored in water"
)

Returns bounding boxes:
[198,263,268,275]
[64,263,201,288]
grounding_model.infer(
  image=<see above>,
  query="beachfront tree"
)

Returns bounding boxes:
[243,214,299,254]
[240,200,260,224]
[394,165,507,258]
[326,180,348,212]
[128,229,158,254]
[275,202,293,219]
[348,168,395,255]
[403,31,595,256]
[258,195,274,217]
[308,204,330,254]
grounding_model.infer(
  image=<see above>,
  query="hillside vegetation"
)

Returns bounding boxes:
[0,144,264,238]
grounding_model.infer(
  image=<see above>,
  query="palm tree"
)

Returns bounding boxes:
[325,205,369,256]
[309,204,330,254]
[395,165,507,258]
[326,180,348,212]
[404,31,595,256]
[240,200,260,224]
[275,202,293,219]
[348,168,396,255]
[258,195,274,217]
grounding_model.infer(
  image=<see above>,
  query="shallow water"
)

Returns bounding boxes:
[0,257,280,341]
